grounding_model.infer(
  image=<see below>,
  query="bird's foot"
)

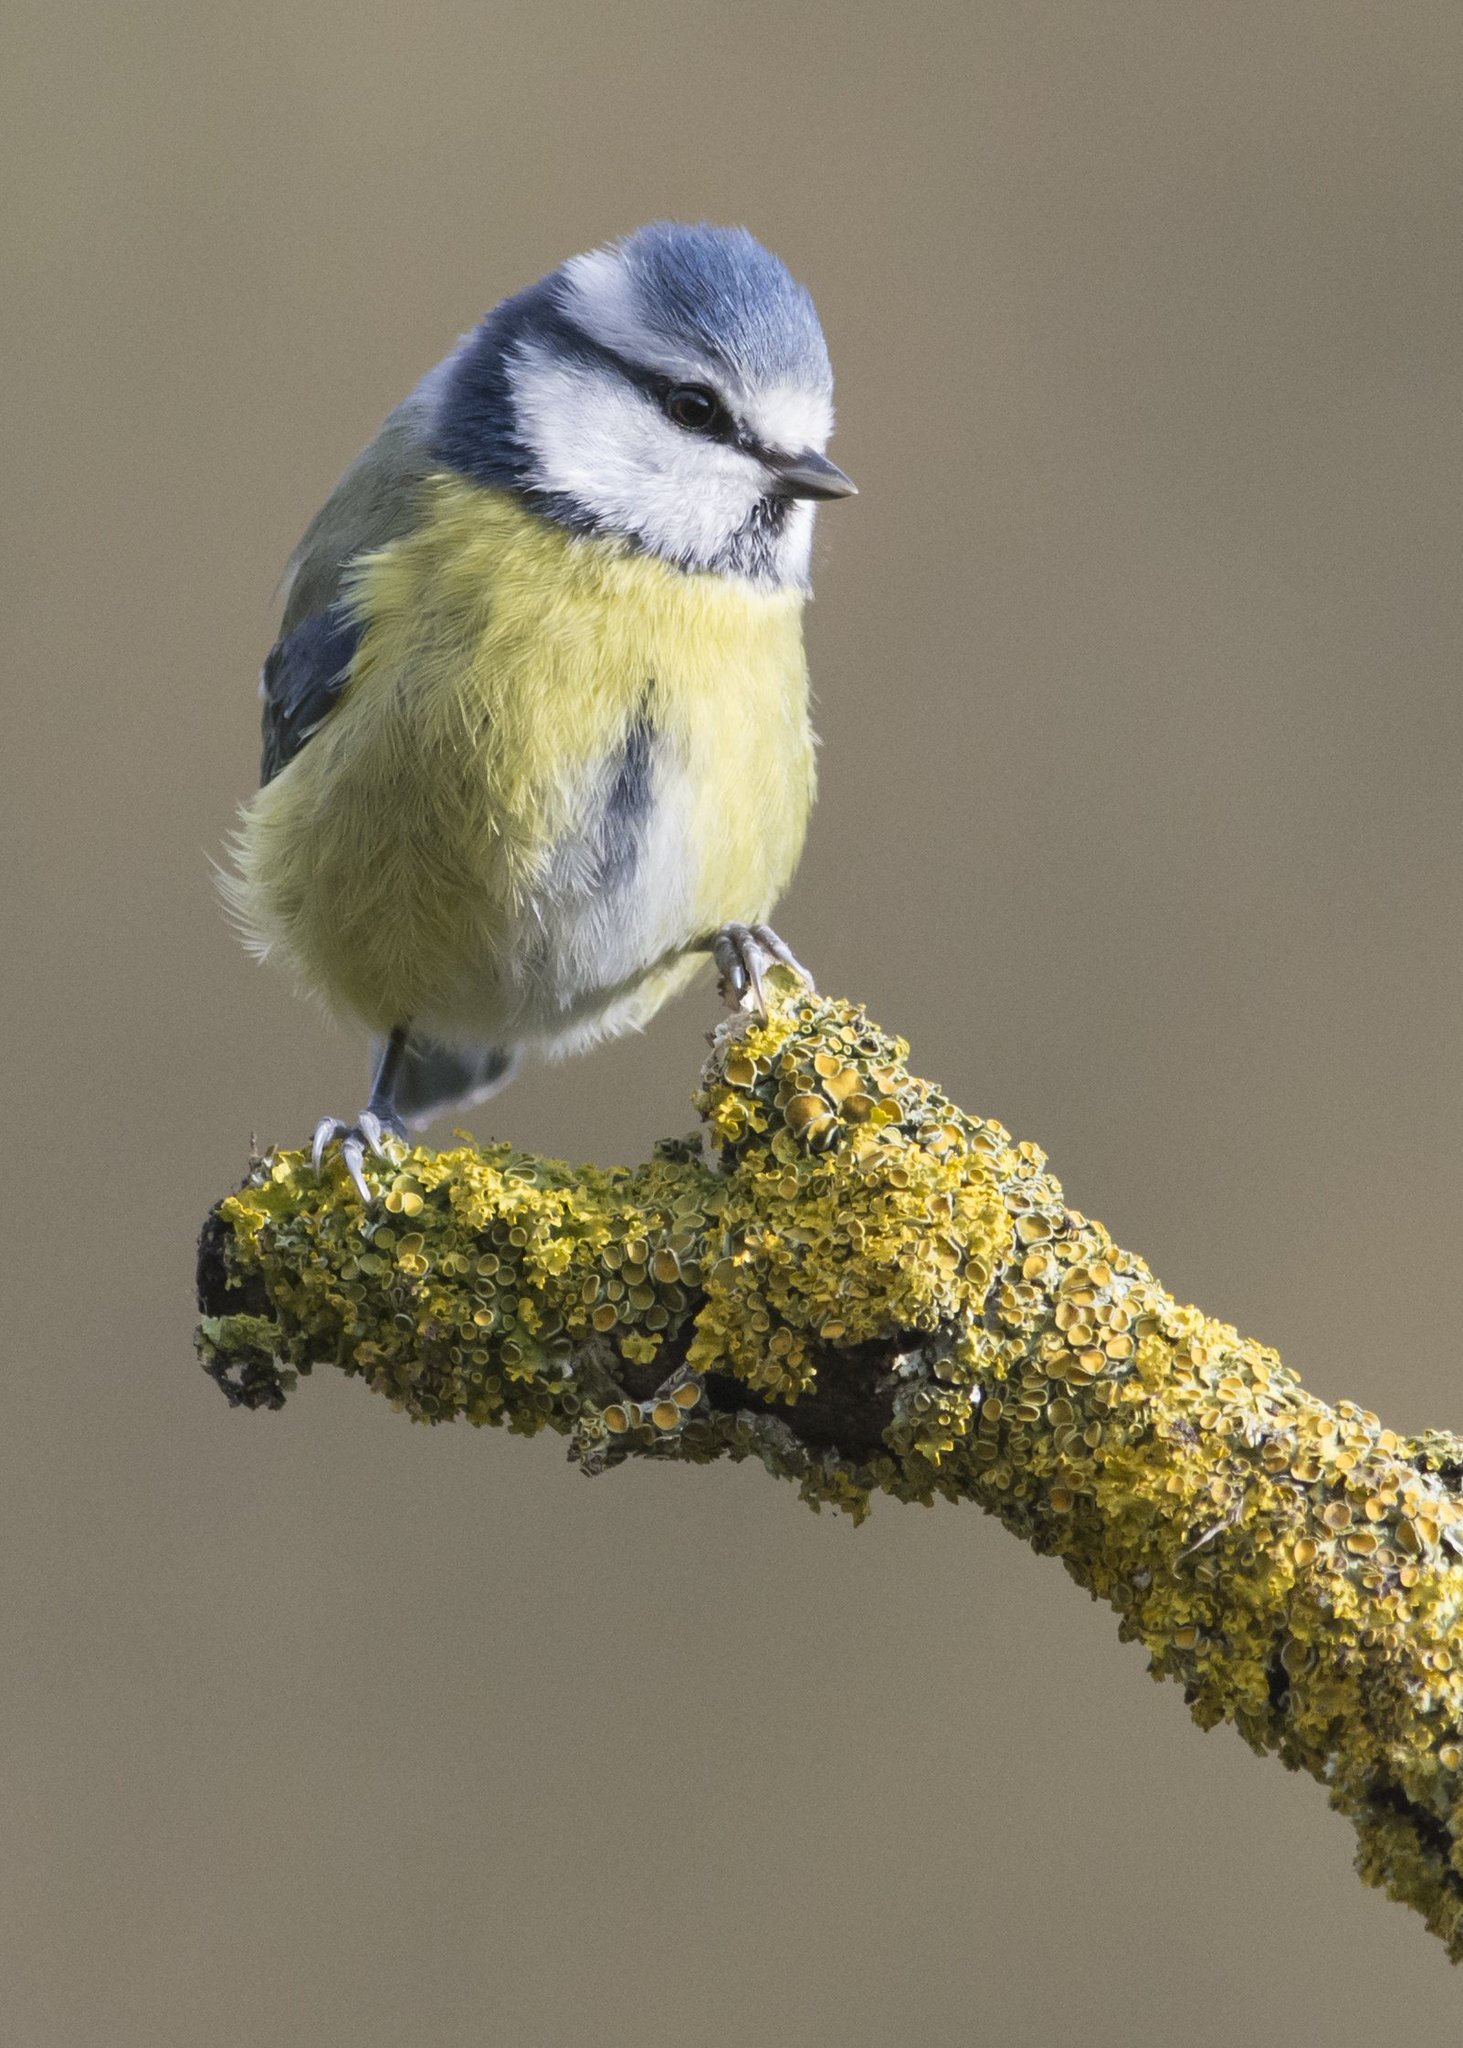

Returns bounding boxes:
[310,1108,407,1206]
[710,922,813,1014]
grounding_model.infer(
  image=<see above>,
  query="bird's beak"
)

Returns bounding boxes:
[767,449,858,501]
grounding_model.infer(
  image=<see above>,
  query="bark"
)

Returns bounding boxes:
[197,984,1463,1957]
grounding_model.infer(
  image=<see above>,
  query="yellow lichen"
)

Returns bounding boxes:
[684,990,1011,1398]
[198,983,1463,1959]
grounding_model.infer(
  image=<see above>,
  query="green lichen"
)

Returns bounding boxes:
[199,983,1463,1959]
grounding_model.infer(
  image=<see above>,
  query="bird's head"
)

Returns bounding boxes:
[435,222,854,588]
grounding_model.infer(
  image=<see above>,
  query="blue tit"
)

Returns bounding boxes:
[228,220,855,1200]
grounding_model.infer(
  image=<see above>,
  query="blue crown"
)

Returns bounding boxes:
[612,221,831,393]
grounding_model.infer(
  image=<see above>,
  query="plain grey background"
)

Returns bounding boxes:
[6,1,1463,2039]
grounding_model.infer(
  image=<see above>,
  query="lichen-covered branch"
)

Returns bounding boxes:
[197,985,1463,1957]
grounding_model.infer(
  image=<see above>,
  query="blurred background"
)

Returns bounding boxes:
[5,1,1463,2039]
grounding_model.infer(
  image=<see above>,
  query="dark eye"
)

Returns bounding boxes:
[662,384,721,432]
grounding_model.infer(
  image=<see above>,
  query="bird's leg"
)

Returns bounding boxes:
[311,1023,411,1205]
[704,922,813,1015]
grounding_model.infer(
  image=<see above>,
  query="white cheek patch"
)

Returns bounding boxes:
[509,340,768,568]
[742,382,834,456]
[778,500,816,585]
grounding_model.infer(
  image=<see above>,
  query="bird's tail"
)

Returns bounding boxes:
[379,1033,519,1130]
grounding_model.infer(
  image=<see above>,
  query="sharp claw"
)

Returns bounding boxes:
[751,924,814,989]
[708,922,810,1016]
[358,1109,405,1162]
[340,1135,372,1206]
[311,1111,402,1208]
[311,1117,344,1174]
[712,932,748,1011]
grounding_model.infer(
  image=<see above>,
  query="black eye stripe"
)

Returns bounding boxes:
[536,307,748,446]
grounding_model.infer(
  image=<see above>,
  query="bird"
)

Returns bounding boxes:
[227,221,855,1202]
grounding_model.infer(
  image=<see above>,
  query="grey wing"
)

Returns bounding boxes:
[259,345,465,785]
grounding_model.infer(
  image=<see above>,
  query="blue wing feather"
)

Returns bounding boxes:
[259,605,362,784]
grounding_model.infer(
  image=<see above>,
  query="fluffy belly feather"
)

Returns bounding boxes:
[231,479,816,1048]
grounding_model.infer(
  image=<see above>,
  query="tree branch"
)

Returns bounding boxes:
[197,985,1463,1958]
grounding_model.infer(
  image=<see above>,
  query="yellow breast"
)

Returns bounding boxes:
[232,476,816,1043]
